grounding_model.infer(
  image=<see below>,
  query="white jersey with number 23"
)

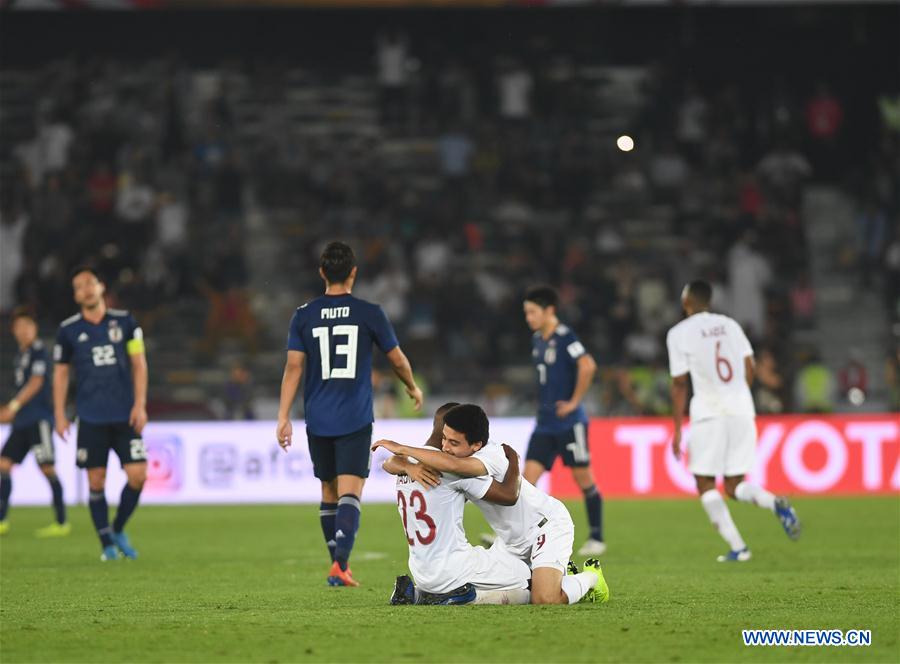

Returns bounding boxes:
[395,468,531,594]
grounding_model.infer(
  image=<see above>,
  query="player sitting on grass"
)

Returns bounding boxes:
[377,403,609,605]
[383,403,532,605]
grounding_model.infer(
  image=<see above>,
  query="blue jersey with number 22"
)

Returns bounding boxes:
[287,294,398,437]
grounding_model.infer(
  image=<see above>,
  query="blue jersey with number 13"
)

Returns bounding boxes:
[286,294,398,437]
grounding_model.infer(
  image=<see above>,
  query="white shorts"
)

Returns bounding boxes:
[688,416,756,477]
[529,504,575,573]
[467,544,532,592]
[492,501,575,573]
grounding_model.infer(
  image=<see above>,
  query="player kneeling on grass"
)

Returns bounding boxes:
[0,308,69,538]
[378,403,609,606]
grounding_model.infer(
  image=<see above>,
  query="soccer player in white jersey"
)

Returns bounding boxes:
[377,403,609,605]
[385,404,532,605]
[666,280,801,562]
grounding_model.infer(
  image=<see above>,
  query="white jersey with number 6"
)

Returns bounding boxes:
[395,469,531,594]
[666,312,755,421]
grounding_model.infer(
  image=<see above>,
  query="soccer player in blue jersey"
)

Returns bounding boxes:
[277,241,423,587]
[0,308,69,537]
[523,286,606,556]
[53,266,149,561]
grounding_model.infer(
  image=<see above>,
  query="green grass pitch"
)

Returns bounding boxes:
[1,496,897,663]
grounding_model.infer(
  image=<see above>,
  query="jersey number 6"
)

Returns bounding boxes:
[715,341,733,383]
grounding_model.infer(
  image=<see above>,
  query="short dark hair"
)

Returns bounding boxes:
[10,306,36,323]
[524,285,558,310]
[686,280,713,306]
[70,264,101,282]
[320,242,356,284]
[442,404,489,446]
[436,402,460,417]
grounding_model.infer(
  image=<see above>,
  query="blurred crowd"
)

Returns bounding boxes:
[1,23,898,417]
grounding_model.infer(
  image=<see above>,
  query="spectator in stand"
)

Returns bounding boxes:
[885,346,900,412]
[376,29,410,132]
[498,60,533,122]
[222,362,256,420]
[36,110,74,176]
[753,349,785,414]
[789,272,816,329]
[856,198,887,286]
[757,141,811,208]
[838,350,868,406]
[676,82,708,162]
[794,352,836,413]
[805,82,844,178]
[728,232,772,339]
[884,231,900,321]
[648,138,690,202]
[0,201,29,314]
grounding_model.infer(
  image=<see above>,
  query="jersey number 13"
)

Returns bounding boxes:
[311,325,358,380]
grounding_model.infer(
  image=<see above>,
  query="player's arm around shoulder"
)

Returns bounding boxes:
[481,444,521,506]
[373,439,488,477]
[382,455,442,489]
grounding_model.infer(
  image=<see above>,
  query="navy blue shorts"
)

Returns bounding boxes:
[306,424,373,482]
[2,420,55,465]
[76,421,147,469]
[526,422,591,468]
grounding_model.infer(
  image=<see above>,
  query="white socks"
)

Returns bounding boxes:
[700,489,746,551]
[561,573,598,605]
[734,481,776,511]
[472,588,531,605]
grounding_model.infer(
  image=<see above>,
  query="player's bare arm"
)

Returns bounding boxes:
[381,455,442,488]
[556,353,596,418]
[385,347,423,410]
[52,363,71,440]
[276,350,305,450]
[480,443,521,506]
[128,351,149,435]
[0,374,45,424]
[670,373,689,459]
[744,356,755,389]
[372,439,489,477]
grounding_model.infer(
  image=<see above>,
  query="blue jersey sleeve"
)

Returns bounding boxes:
[54,326,72,364]
[560,330,587,364]
[369,305,399,354]
[286,308,306,352]
[30,346,49,377]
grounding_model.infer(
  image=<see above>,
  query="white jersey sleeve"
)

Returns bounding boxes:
[473,443,510,482]
[451,474,492,501]
[666,326,689,377]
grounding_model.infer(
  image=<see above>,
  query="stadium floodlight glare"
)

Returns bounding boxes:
[616,135,635,152]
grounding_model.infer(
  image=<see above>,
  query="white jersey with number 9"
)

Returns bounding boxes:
[666,311,756,421]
